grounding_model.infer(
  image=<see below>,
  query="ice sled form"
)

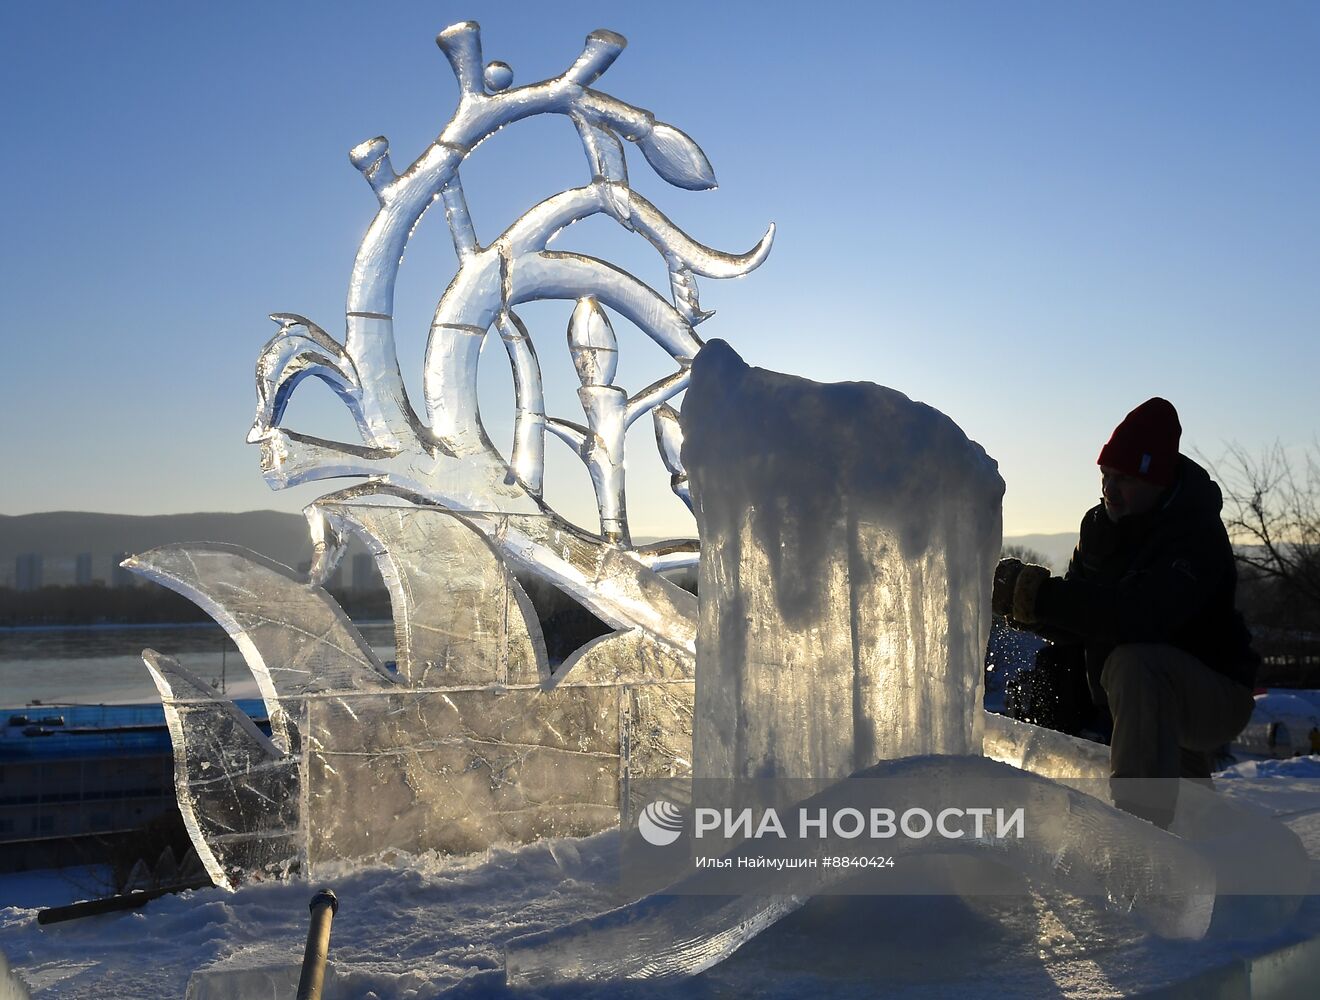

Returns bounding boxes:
[124,17,1306,982]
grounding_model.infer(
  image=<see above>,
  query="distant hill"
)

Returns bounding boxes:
[0,510,1082,584]
[1001,532,1078,574]
[0,511,311,585]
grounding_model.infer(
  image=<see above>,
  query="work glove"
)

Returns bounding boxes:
[992,558,1023,615]
[992,558,1051,625]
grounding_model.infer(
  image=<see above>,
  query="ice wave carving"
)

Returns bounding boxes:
[133,513,698,886]
[142,650,300,888]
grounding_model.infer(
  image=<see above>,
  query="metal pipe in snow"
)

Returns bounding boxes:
[295,889,339,1000]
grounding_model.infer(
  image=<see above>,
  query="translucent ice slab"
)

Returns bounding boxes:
[143,650,301,889]
[125,543,395,751]
[985,710,1310,931]
[504,755,1217,986]
[683,340,1005,781]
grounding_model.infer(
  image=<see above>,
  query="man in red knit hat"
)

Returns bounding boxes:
[993,398,1258,828]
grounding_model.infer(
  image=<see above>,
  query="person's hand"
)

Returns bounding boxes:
[993,558,1051,624]
[992,558,1023,616]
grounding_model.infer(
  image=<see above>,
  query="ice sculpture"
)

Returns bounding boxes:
[125,16,1306,986]
[246,19,773,645]
[131,511,702,887]
[129,20,768,886]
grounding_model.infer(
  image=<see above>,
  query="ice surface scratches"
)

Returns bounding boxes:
[684,340,1005,780]
[128,528,696,873]
[142,650,300,890]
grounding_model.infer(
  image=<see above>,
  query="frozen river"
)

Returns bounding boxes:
[0,622,397,708]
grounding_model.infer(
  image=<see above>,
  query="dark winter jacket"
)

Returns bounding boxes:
[1030,455,1258,707]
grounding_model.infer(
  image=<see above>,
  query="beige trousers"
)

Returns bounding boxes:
[1101,643,1255,827]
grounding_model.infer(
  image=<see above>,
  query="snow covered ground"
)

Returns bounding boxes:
[2,757,1317,999]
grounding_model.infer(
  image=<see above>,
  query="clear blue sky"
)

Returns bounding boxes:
[3,1,1317,537]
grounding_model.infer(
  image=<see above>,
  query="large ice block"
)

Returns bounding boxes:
[684,340,1004,781]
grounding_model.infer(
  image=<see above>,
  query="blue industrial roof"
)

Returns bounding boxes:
[0,700,269,761]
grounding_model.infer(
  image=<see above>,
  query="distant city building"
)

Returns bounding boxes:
[15,553,43,591]
[111,553,136,588]
[352,553,378,591]
[75,553,94,586]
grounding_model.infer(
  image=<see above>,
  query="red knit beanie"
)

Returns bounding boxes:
[1097,398,1182,486]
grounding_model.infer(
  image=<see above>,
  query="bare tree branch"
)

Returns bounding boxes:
[1205,440,1320,622]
